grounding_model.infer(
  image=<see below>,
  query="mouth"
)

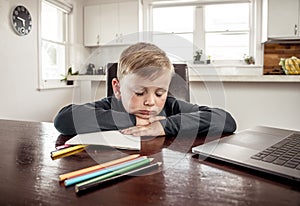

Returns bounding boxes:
[138,110,156,116]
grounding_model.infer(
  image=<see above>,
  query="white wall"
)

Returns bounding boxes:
[0,0,86,123]
[190,82,300,132]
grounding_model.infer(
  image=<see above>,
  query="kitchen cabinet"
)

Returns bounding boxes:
[264,0,300,39]
[84,5,101,46]
[84,1,141,47]
[99,3,119,45]
[118,1,141,42]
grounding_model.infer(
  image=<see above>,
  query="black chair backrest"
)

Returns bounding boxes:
[106,63,190,102]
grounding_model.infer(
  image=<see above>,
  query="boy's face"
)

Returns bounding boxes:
[118,70,172,119]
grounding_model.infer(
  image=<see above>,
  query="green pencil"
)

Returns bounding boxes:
[75,158,153,192]
[75,161,161,193]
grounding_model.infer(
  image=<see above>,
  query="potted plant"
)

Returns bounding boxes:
[193,49,203,64]
[243,54,255,65]
[61,67,79,85]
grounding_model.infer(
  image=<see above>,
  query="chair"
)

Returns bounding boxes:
[106,63,190,102]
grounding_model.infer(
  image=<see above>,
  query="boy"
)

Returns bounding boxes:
[54,42,236,137]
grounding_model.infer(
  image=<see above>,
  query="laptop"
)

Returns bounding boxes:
[192,126,300,182]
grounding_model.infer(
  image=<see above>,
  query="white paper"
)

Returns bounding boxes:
[66,131,141,150]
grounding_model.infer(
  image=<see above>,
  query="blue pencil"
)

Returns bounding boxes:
[75,161,161,193]
[64,156,148,186]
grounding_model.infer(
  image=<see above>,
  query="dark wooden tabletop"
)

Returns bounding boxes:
[0,119,299,205]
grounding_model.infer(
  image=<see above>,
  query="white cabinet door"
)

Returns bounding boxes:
[100,3,119,44]
[84,1,141,46]
[84,5,101,46]
[268,0,299,37]
[118,1,139,43]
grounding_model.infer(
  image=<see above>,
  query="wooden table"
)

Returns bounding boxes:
[0,119,299,205]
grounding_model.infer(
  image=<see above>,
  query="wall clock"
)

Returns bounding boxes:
[11,5,32,36]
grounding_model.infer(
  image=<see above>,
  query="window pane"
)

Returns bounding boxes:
[153,33,193,62]
[42,2,65,42]
[153,6,194,33]
[204,3,250,61]
[152,6,194,61]
[205,3,249,31]
[205,32,249,60]
[42,40,65,79]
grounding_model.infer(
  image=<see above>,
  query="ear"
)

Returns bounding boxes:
[112,78,121,99]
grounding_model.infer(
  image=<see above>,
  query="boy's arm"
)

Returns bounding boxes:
[54,98,136,136]
[160,98,237,137]
[121,116,166,137]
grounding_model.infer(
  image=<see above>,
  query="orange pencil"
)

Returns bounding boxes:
[59,154,140,181]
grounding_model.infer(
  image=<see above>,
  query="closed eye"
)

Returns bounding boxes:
[156,93,163,97]
[156,89,167,97]
[135,92,144,96]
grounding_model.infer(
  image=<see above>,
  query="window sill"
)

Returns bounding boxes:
[67,75,106,81]
[37,81,77,91]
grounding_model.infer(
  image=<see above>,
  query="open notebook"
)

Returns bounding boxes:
[66,131,141,150]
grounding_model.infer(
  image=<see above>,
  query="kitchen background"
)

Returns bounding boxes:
[0,0,299,132]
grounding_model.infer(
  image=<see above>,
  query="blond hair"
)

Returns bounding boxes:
[118,42,174,80]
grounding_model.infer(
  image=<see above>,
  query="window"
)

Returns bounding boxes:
[151,1,252,64]
[39,0,72,88]
[152,6,194,43]
[204,3,250,61]
[152,6,194,62]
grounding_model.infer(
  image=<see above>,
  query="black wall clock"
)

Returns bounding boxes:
[11,5,32,36]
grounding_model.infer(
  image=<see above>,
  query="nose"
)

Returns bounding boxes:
[144,94,155,106]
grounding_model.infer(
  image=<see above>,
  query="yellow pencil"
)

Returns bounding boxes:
[59,154,140,181]
[51,148,86,160]
[51,145,87,159]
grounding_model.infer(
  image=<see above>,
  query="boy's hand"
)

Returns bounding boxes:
[122,116,166,137]
[135,116,151,126]
[135,116,166,126]
[149,116,166,123]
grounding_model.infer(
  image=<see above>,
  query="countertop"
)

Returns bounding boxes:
[67,74,300,83]
[67,63,300,83]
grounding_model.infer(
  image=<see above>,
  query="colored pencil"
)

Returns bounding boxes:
[75,161,161,193]
[64,156,148,187]
[51,145,87,159]
[51,148,86,160]
[59,154,140,181]
[75,159,154,190]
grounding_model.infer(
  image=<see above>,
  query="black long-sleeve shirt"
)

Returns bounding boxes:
[54,96,236,137]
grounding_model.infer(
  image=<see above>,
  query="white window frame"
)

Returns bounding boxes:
[38,0,72,90]
[202,2,252,64]
[144,0,256,65]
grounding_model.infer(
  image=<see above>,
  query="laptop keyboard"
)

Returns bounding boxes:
[251,133,300,170]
